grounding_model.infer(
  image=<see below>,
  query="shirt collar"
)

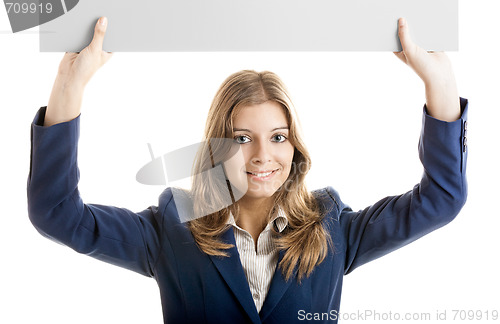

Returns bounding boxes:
[227,206,288,233]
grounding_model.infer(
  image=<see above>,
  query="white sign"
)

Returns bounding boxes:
[39,0,458,52]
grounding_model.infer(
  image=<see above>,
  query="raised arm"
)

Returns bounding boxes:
[341,18,468,274]
[28,18,162,277]
[45,16,113,126]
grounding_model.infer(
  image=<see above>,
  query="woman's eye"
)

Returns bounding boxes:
[272,134,287,143]
[234,135,250,144]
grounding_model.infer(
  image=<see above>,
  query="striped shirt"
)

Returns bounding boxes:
[227,207,288,312]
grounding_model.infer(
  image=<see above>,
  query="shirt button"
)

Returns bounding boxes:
[463,136,467,153]
[253,292,260,299]
[464,121,468,131]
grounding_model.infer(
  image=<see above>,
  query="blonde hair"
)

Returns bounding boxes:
[187,70,332,282]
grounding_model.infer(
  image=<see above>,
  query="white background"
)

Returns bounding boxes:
[1,1,499,323]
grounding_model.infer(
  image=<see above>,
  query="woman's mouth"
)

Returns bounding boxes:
[245,169,278,181]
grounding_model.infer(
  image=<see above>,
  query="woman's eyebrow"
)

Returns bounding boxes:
[271,127,289,132]
[233,126,289,132]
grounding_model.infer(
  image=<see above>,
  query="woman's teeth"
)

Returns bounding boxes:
[247,170,274,177]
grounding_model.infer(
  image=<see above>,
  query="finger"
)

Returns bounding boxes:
[60,52,78,67]
[397,18,417,56]
[393,51,407,64]
[89,17,108,53]
[101,51,114,65]
[57,52,78,75]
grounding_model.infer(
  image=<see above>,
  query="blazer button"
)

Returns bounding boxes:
[464,121,468,131]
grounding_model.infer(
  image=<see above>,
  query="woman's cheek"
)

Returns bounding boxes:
[222,146,248,198]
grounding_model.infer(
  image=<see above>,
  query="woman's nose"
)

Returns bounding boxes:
[250,141,272,165]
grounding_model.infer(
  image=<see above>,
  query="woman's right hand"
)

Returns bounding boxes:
[45,17,112,126]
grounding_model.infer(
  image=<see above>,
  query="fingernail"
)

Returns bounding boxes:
[400,18,406,27]
[99,17,107,26]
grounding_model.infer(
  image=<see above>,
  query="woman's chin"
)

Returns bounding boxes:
[241,186,279,200]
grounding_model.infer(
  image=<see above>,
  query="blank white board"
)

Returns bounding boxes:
[39,0,458,52]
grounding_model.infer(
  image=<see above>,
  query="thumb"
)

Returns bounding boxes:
[398,18,417,58]
[89,17,108,53]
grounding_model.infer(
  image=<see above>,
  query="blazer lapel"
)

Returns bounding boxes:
[259,249,295,322]
[208,227,261,324]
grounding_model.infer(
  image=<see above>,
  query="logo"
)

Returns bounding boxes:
[136,140,247,222]
[4,0,79,33]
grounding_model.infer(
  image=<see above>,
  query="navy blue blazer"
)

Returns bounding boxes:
[27,99,468,324]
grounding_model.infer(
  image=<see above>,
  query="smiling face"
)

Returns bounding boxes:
[223,101,295,201]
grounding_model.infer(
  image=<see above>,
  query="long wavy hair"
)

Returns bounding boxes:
[187,70,332,282]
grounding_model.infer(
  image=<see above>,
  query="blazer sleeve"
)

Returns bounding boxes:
[27,107,161,277]
[342,98,468,274]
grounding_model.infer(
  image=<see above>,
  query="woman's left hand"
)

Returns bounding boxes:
[394,18,460,122]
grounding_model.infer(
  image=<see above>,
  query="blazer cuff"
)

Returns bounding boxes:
[32,106,81,127]
[28,106,81,205]
[418,97,468,214]
[421,97,468,172]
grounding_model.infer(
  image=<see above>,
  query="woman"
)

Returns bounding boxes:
[28,17,468,323]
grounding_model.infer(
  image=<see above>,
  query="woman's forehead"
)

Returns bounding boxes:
[232,101,289,129]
